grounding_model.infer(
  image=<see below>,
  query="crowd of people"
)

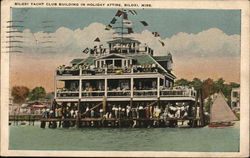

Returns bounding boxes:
[43,101,197,121]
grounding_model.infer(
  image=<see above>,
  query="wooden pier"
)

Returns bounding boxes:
[9,114,42,126]
[40,117,201,128]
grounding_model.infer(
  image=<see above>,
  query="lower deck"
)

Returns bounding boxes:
[40,117,202,128]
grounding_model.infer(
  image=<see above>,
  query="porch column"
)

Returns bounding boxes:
[131,78,134,98]
[79,67,82,76]
[105,78,108,97]
[157,77,160,98]
[79,79,82,99]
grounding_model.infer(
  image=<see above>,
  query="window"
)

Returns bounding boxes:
[233,92,238,97]
[97,61,100,68]
[114,60,122,67]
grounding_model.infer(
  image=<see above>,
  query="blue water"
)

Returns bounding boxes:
[9,123,239,152]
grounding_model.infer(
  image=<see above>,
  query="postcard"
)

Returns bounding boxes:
[1,0,249,157]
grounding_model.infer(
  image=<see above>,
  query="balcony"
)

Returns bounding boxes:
[56,89,196,99]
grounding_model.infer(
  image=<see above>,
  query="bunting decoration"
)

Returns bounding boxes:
[159,40,165,46]
[105,24,112,30]
[115,10,124,17]
[129,10,137,15]
[110,17,117,24]
[152,32,160,37]
[123,20,133,27]
[94,37,100,42]
[140,21,148,26]
[123,12,128,20]
[82,48,89,54]
[128,28,134,34]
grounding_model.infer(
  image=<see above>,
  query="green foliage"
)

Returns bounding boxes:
[205,96,212,112]
[190,78,203,90]
[28,87,46,101]
[11,86,30,103]
[175,77,240,107]
[174,78,190,87]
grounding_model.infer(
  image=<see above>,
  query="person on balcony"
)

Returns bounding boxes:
[90,109,95,118]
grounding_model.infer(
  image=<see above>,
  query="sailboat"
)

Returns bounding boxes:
[208,92,238,127]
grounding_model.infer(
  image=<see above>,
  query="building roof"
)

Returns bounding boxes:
[70,59,85,65]
[108,38,140,44]
[153,55,172,62]
[129,55,156,65]
[72,57,95,66]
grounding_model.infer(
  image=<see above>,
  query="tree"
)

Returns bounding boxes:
[202,78,214,99]
[28,87,46,101]
[205,96,213,112]
[174,78,190,87]
[190,78,203,90]
[213,78,225,92]
[11,86,30,103]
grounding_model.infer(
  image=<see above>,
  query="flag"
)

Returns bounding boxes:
[105,24,112,30]
[82,48,89,54]
[129,10,137,15]
[110,17,117,24]
[123,12,128,20]
[94,37,100,42]
[115,10,124,17]
[128,28,134,34]
[159,40,165,46]
[123,20,133,27]
[152,32,160,37]
[140,21,148,26]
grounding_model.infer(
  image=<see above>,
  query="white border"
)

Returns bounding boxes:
[1,0,249,157]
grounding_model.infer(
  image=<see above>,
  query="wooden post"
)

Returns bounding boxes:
[103,97,106,113]
[105,78,107,97]
[199,90,205,127]
[76,99,81,128]
[157,77,160,98]
[131,78,134,98]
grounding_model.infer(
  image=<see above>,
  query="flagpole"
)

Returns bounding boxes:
[121,9,124,54]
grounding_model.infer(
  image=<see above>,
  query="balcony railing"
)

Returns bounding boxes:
[107,90,131,97]
[56,91,79,98]
[56,89,196,99]
[134,90,157,97]
[56,66,160,76]
[82,91,105,97]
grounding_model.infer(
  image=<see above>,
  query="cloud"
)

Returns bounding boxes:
[163,28,240,58]
[12,23,240,59]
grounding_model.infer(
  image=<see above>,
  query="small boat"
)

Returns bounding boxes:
[208,92,238,127]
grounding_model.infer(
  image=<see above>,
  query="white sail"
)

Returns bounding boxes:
[210,92,238,123]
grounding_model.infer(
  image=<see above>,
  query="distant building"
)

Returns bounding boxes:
[231,87,240,111]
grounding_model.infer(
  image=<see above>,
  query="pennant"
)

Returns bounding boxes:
[82,48,89,54]
[110,17,117,24]
[128,28,134,34]
[140,21,148,26]
[123,12,128,20]
[94,37,100,42]
[105,24,112,30]
[123,20,133,27]
[152,32,160,37]
[115,10,124,17]
[129,10,137,15]
[159,40,165,46]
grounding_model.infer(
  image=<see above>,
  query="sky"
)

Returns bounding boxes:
[10,8,241,92]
